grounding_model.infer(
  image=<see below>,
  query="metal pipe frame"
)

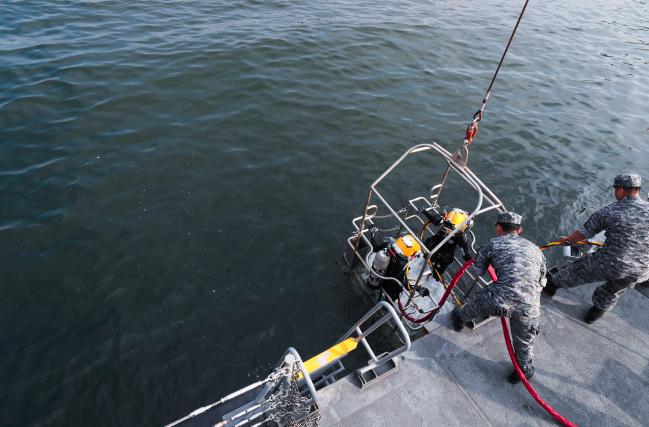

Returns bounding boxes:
[337,301,411,367]
[348,142,507,327]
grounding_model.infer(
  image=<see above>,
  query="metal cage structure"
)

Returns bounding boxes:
[343,142,508,330]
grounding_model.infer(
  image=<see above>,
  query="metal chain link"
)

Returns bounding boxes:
[374,225,402,233]
[370,207,407,220]
[351,207,407,236]
[265,363,321,427]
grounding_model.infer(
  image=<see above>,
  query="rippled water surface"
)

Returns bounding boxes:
[1,0,648,425]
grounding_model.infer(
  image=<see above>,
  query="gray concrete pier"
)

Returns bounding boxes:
[318,283,649,426]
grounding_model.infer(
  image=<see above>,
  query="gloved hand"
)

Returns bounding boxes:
[419,208,443,224]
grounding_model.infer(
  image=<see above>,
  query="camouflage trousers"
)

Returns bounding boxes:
[551,256,643,311]
[456,288,540,373]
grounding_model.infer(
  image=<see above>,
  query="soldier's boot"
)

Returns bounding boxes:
[542,267,559,297]
[451,306,465,332]
[585,306,605,324]
[508,366,535,384]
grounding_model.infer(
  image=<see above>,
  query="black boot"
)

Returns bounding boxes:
[585,306,605,324]
[508,366,535,384]
[451,307,465,332]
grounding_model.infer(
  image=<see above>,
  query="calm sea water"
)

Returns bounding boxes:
[1,0,648,425]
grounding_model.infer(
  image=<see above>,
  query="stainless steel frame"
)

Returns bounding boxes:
[345,142,507,329]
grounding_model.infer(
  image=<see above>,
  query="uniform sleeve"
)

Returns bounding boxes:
[470,240,492,277]
[577,207,608,238]
[539,250,547,282]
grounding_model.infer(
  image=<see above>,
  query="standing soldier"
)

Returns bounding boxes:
[544,173,649,323]
[452,212,547,384]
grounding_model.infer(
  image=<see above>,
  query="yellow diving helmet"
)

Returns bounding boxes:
[393,234,422,257]
[443,208,472,232]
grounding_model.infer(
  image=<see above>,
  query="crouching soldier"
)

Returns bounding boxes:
[452,212,547,384]
[544,173,649,323]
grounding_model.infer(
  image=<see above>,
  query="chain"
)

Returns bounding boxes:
[370,207,407,220]
[352,225,401,237]
[267,366,292,383]
[351,208,407,236]
[265,363,321,427]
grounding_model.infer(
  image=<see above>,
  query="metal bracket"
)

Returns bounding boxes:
[453,142,470,167]
[355,354,400,389]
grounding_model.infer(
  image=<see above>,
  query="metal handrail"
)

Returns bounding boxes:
[283,348,319,404]
[247,347,318,408]
[337,301,411,366]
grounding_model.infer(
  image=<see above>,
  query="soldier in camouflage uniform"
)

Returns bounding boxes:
[452,212,547,384]
[544,173,649,323]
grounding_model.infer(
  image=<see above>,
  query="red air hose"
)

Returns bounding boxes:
[457,260,576,427]
[398,259,477,323]
[398,259,495,323]
[397,296,435,323]
[501,318,577,427]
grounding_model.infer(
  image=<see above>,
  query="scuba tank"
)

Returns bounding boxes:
[367,249,390,290]
[367,234,422,299]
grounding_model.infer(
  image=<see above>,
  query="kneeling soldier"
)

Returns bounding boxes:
[452,212,547,384]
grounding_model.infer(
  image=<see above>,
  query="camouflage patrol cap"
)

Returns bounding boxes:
[613,173,641,188]
[495,211,522,226]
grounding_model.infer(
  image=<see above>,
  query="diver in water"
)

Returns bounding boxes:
[420,207,473,275]
[366,207,472,300]
[367,234,421,300]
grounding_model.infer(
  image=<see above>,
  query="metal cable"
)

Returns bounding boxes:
[464,0,531,145]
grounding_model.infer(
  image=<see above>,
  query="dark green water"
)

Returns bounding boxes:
[1,0,647,425]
